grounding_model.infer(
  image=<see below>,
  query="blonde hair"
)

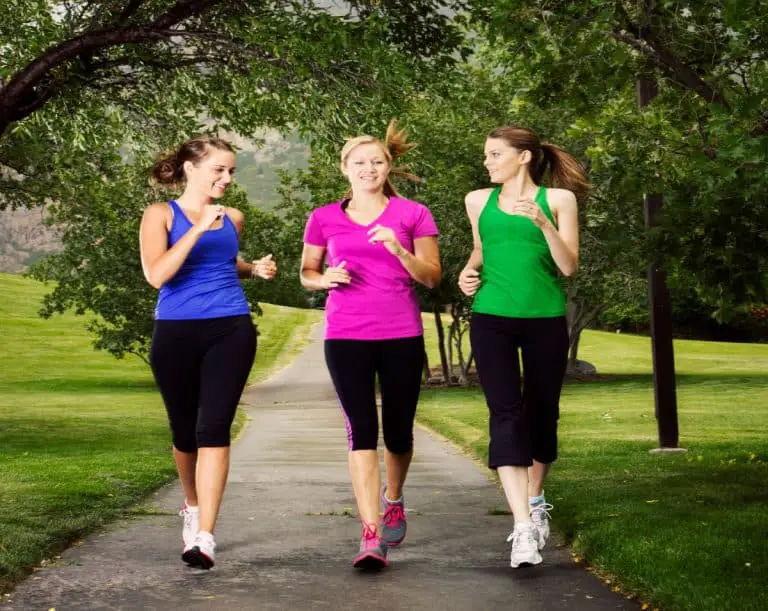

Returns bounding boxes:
[339,120,420,197]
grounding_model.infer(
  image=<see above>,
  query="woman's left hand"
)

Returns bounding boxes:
[367,224,406,257]
[252,254,277,280]
[510,198,550,229]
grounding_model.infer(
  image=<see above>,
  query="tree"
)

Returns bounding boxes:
[469,0,768,321]
[7,0,471,360]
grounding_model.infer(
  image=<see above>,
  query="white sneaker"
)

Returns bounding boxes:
[507,522,542,568]
[529,502,553,550]
[180,503,199,547]
[182,531,216,570]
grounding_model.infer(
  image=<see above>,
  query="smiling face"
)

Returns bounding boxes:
[342,141,391,194]
[483,137,531,184]
[184,147,236,200]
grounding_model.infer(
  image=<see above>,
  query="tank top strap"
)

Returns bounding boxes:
[534,186,557,227]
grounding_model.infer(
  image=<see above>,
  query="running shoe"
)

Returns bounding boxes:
[182,531,216,570]
[381,488,407,547]
[507,522,542,568]
[353,522,388,569]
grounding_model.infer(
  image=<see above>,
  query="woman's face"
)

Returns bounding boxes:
[483,137,529,184]
[342,142,391,194]
[184,148,236,199]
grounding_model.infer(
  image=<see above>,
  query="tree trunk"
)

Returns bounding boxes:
[433,304,450,383]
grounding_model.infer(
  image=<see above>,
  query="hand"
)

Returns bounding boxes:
[367,224,406,257]
[196,205,225,232]
[510,198,549,229]
[252,254,277,280]
[458,267,481,296]
[322,260,351,289]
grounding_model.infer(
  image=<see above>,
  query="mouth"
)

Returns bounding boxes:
[213,182,228,191]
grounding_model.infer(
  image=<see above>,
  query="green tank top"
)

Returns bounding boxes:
[472,186,566,318]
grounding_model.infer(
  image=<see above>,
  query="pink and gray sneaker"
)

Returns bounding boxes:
[353,522,388,569]
[381,488,407,547]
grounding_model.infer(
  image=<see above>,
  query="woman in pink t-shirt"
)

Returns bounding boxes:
[300,121,442,569]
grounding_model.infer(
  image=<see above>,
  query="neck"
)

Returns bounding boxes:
[348,190,388,210]
[500,173,537,200]
[176,187,213,210]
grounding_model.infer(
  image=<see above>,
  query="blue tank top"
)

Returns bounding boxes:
[154,200,250,320]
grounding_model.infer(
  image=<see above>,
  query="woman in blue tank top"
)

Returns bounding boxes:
[139,136,277,570]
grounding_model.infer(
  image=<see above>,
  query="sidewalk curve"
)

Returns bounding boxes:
[2,325,638,611]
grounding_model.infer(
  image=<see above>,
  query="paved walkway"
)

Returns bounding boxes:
[3,326,637,610]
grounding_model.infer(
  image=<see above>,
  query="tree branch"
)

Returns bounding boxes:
[0,0,227,133]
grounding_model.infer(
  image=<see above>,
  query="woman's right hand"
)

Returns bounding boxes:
[322,260,351,289]
[458,266,481,296]
[194,204,225,233]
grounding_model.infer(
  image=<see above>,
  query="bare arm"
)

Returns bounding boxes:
[512,189,579,276]
[544,190,579,276]
[366,225,441,289]
[139,204,217,289]
[458,189,489,296]
[300,243,349,291]
[391,236,442,289]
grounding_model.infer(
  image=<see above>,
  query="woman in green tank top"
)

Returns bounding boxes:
[458,126,589,569]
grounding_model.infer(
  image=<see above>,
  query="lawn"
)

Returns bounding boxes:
[0,273,320,593]
[419,322,768,611]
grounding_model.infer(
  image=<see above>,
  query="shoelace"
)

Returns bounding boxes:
[383,504,405,527]
[506,527,537,545]
[361,521,378,541]
[530,502,553,521]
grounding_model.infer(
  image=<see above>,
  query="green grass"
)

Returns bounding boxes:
[0,273,319,593]
[419,322,768,611]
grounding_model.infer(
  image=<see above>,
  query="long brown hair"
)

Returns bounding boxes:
[152,136,235,185]
[340,120,420,198]
[488,126,591,201]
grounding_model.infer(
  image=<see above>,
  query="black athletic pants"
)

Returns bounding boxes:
[470,313,568,468]
[150,315,256,452]
[324,336,425,453]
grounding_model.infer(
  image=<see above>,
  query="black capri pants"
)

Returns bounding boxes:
[150,315,256,452]
[470,313,568,468]
[324,336,425,453]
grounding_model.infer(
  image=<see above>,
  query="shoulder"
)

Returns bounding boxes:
[225,207,245,232]
[464,188,494,215]
[308,201,342,221]
[392,197,429,215]
[142,202,172,223]
[544,187,577,211]
[225,207,244,222]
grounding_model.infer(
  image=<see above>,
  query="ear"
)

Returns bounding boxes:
[519,149,533,165]
[183,160,195,176]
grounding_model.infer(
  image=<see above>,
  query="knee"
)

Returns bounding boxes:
[383,430,413,454]
[196,421,232,448]
[172,430,198,453]
[350,424,378,451]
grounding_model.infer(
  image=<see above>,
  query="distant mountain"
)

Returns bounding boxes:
[233,131,310,210]
[0,131,310,272]
[0,206,60,273]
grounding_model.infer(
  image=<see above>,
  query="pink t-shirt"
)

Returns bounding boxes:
[303,197,439,340]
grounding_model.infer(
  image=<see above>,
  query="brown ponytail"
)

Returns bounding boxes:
[488,126,591,201]
[151,136,235,185]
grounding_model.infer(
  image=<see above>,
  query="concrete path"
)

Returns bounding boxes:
[3,326,637,611]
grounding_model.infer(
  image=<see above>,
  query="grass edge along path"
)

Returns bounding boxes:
[0,273,319,594]
[418,324,768,611]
